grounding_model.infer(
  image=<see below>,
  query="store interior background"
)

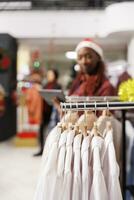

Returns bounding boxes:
[0,1,134,200]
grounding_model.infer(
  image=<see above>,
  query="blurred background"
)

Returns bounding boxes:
[0,1,134,200]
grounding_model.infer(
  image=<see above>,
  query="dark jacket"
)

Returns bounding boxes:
[42,81,61,125]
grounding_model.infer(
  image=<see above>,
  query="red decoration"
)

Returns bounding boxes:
[1,56,11,69]
[17,131,38,138]
[0,48,11,71]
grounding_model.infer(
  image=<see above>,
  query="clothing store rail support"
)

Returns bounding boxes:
[61,101,134,200]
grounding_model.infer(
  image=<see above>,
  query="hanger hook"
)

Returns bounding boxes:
[69,101,72,122]
[84,102,87,125]
[70,101,72,110]
[64,102,67,123]
[84,102,86,110]
[94,101,97,116]
[107,101,109,110]
[76,101,79,113]
[60,102,63,120]
[107,101,110,115]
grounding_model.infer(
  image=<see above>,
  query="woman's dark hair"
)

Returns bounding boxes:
[49,68,59,80]
[92,59,106,94]
[97,59,105,77]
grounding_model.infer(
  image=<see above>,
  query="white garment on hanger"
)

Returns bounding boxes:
[51,130,68,200]
[97,115,122,166]
[102,129,123,200]
[81,135,92,200]
[62,130,75,200]
[90,136,108,200]
[34,126,61,200]
[72,134,82,200]
[41,125,61,169]
[125,120,134,172]
[42,111,78,159]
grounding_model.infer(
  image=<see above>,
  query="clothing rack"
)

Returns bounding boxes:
[60,100,134,200]
[61,101,134,111]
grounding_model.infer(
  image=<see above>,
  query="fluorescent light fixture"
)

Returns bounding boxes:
[65,51,77,60]
[0,1,32,10]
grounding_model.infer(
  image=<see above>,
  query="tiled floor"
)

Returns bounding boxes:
[0,140,41,200]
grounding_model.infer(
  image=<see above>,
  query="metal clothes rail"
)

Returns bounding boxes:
[61,101,134,111]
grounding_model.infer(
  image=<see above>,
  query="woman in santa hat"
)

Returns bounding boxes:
[69,38,114,96]
[54,38,115,114]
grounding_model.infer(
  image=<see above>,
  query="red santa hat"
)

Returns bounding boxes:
[75,38,103,59]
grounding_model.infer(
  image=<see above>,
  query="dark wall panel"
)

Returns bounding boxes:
[0,34,17,141]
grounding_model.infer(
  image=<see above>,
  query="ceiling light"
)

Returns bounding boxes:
[65,51,76,60]
[0,1,32,10]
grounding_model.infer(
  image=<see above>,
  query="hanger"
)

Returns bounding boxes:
[57,122,64,133]
[97,100,113,137]
[77,103,96,133]
[103,102,112,137]
[74,102,81,135]
[91,102,103,138]
[61,101,78,127]
[83,102,88,136]
[67,102,73,129]
[67,102,79,135]
[102,101,112,117]
[91,122,103,138]
[60,102,68,131]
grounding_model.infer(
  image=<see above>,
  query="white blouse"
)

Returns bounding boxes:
[97,115,122,166]
[41,125,60,169]
[72,134,83,200]
[34,126,61,200]
[102,129,122,200]
[90,136,108,200]
[81,135,91,200]
[51,130,68,200]
[62,130,75,200]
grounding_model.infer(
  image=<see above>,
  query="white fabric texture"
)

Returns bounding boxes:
[81,135,92,200]
[72,134,83,200]
[90,136,108,200]
[61,112,79,125]
[41,125,59,167]
[102,129,123,200]
[77,112,97,132]
[62,130,75,200]
[125,120,134,172]
[51,130,68,200]
[97,115,122,166]
[34,115,123,200]
[34,126,61,200]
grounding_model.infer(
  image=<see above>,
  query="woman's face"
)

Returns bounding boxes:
[47,70,56,82]
[77,47,100,75]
